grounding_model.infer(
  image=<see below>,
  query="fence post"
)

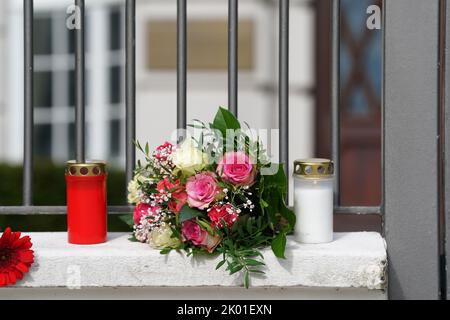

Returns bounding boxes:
[444,0,450,300]
[384,0,441,299]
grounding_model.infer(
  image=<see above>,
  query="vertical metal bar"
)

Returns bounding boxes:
[23,0,34,206]
[381,0,386,228]
[177,0,187,135]
[279,0,289,198]
[331,0,340,206]
[75,0,85,163]
[442,0,450,300]
[228,0,238,116]
[126,0,136,184]
[384,0,440,299]
[438,0,447,300]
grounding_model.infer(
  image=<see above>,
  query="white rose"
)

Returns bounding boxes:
[127,178,141,204]
[127,173,154,204]
[171,139,208,176]
[148,223,181,249]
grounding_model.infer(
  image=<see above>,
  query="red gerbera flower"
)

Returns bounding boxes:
[0,228,34,287]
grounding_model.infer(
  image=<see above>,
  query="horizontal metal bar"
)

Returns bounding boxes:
[0,206,133,215]
[0,206,381,216]
[334,206,382,215]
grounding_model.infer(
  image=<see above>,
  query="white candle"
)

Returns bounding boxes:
[293,159,334,244]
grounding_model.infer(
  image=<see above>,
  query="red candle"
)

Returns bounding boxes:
[66,161,107,244]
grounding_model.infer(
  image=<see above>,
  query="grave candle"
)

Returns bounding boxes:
[293,159,334,244]
[66,160,107,244]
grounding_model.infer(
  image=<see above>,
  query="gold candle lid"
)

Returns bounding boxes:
[65,160,107,177]
[293,158,334,178]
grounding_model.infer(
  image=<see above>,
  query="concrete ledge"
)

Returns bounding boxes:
[0,287,387,300]
[1,232,387,293]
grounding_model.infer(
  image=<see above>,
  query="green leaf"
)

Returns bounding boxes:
[128,234,139,242]
[244,259,265,267]
[179,205,205,223]
[256,216,263,230]
[246,216,253,234]
[237,223,245,238]
[119,214,134,228]
[211,106,241,138]
[263,164,287,195]
[170,225,181,238]
[260,199,269,208]
[271,232,287,259]
[248,269,265,274]
[160,248,172,255]
[216,260,226,270]
[280,205,296,233]
[244,271,250,289]
[229,264,244,275]
[197,219,215,235]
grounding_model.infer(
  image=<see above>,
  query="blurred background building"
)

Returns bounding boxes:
[0,0,381,229]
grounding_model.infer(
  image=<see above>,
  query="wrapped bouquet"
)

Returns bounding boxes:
[123,107,295,287]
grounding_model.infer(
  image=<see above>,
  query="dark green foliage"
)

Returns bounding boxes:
[0,162,126,206]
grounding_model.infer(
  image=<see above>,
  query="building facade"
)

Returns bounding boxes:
[0,0,315,165]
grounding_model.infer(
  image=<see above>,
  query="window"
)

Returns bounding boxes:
[33,12,75,161]
[340,0,382,118]
[108,6,125,164]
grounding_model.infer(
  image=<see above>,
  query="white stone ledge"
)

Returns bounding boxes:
[2,232,387,293]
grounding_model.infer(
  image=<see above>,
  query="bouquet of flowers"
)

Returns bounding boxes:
[123,107,295,287]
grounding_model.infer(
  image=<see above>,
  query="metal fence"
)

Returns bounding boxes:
[0,0,382,217]
[0,0,448,300]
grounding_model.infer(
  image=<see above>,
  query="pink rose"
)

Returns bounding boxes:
[181,220,221,252]
[217,152,256,186]
[186,172,221,210]
[181,220,206,245]
[133,203,160,225]
[208,204,239,229]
